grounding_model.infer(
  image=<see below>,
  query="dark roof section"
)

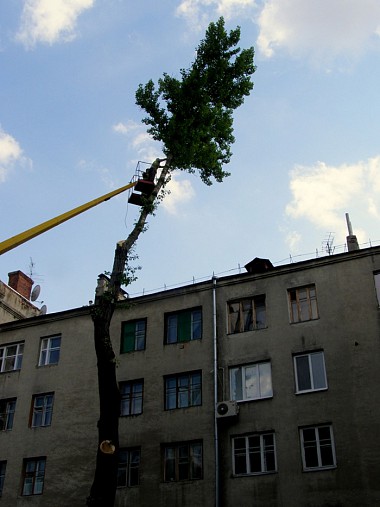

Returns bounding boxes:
[244,257,274,274]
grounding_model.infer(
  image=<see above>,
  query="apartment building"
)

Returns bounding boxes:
[0,246,380,506]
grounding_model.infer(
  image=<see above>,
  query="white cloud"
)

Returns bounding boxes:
[0,129,23,183]
[176,0,256,29]
[16,0,94,49]
[257,0,380,66]
[113,121,140,136]
[161,174,195,215]
[285,156,380,248]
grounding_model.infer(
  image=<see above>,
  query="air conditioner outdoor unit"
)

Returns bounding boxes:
[216,400,239,419]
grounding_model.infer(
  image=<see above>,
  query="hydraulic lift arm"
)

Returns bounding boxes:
[0,180,136,255]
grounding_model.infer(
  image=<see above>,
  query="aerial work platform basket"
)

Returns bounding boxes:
[128,159,164,206]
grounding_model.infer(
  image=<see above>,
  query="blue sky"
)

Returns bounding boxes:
[1,0,380,313]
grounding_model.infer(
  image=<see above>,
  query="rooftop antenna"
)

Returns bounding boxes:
[322,233,335,255]
[345,213,359,252]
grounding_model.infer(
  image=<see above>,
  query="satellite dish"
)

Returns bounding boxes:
[40,305,47,315]
[31,285,41,302]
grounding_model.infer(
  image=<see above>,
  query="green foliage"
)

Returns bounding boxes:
[135,17,255,185]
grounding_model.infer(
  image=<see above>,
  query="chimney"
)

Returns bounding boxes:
[8,271,34,300]
[245,257,274,274]
[345,213,359,252]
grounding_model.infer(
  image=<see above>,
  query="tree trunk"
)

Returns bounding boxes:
[86,159,171,506]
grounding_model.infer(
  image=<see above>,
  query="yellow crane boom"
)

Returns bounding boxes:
[0,180,136,255]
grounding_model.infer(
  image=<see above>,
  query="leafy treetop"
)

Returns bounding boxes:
[135,17,256,185]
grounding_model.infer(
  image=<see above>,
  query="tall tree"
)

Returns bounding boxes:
[86,17,255,506]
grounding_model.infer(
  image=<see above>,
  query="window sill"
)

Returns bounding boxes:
[227,327,268,336]
[236,396,273,404]
[232,471,277,478]
[303,465,337,473]
[295,388,328,395]
[289,317,320,325]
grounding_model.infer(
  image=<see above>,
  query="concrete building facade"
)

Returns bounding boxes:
[0,246,380,506]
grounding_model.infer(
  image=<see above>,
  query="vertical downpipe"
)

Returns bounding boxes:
[212,276,219,507]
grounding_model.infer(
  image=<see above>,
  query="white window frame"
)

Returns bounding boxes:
[0,398,16,431]
[39,336,61,366]
[230,362,273,402]
[300,425,336,471]
[31,394,54,428]
[294,351,328,394]
[0,342,24,373]
[22,457,46,496]
[232,433,277,475]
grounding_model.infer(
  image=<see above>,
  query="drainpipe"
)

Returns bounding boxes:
[212,276,219,507]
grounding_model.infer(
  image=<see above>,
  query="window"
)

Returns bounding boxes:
[374,272,380,306]
[288,285,318,323]
[0,461,6,497]
[39,335,61,366]
[163,441,203,482]
[165,371,202,410]
[165,308,202,344]
[0,342,24,373]
[31,394,54,428]
[294,351,327,393]
[228,295,266,333]
[233,433,276,475]
[22,457,46,496]
[0,398,16,431]
[117,448,140,487]
[300,425,336,470]
[120,380,143,416]
[121,319,146,353]
[230,362,273,401]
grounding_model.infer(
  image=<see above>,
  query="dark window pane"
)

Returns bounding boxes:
[296,356,312,391]
[311,353,326,389]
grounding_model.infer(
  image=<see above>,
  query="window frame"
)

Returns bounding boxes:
[164,307,202,344]
[294,351,328,394]
[21,457,46,496]
[288,285,319,323]
[117,447,141,487]
[164,371,202,410]
[227,295,266,334]
[230,361,273,402]
[300,425,337,471]
[0,342,24,373]
[38,335,61,366]
[120,319,147,353]
[119,379,144,416]
[0,398,16,431]
[30,393,54,428]
[163,440,203,482]
[374,271,380,306]
[0,461,6,497]
[232,432,277,476]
